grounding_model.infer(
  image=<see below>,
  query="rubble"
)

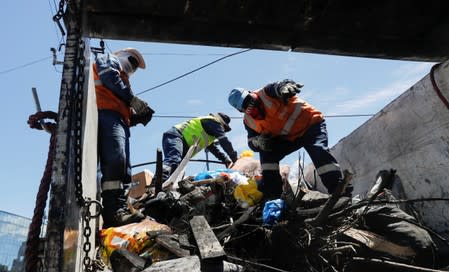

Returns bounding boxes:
[96,160,449,272]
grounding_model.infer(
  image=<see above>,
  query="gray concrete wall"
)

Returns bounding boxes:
[305,61,449,237]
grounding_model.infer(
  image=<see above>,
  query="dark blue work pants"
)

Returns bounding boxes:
[98,110,131,187]
[259,120,342,199]
[161,127,188,180]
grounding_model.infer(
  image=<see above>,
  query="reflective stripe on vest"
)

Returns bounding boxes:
[244,89,323,141]
[316,162,341,175]
[261,163,280,171]
[244,114,257,131]
[281,103,303,135]
[102,180,123,191]
[258,89,273,108]
[175,116,216,155]
[93,64,131,126]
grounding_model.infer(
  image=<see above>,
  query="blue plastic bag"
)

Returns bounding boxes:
[193,169,235,181]
[262,199,285,226]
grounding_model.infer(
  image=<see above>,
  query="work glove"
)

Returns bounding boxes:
[275,80,303,104]
[250,135,274,152]
[130,96,155,127]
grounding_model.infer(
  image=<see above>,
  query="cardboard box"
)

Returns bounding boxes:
[129,169,153,198]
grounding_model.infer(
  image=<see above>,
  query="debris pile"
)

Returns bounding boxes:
[97,162,449,272]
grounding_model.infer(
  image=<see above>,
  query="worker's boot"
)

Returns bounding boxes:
[101,188,145,228]
[161,164,172,182]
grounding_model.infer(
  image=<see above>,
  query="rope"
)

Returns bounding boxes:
[429,63,449,110]
[25,111,58,272]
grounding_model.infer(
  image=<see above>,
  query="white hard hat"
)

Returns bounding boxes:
[114,48,146,69]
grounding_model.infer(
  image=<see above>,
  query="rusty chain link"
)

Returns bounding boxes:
[82,199,102,272]
[70,3,101,271]
[74,35,86,207]
[52,0,67,35]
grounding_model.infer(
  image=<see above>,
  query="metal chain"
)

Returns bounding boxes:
[82,199,102,272]
[70,6,98,271]
[53,0,65,20]
[82,200,93,271]
[74,36,86,207]
[52,0,67,36]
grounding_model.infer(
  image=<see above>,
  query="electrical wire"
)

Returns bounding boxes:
[0,56,52,76]
[324,114,373,118]
[151,113,374,119]
[0,56,376,120]
[141,52,228,56]
[135,48,252,95]
[48,0,61,42]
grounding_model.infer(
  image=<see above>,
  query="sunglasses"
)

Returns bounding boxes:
[128,56,139,71]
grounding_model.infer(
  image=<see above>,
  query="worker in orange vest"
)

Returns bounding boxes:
[94,48,154,228]
[228,79,344,200]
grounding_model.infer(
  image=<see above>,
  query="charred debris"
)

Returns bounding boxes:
[99,162,449,272]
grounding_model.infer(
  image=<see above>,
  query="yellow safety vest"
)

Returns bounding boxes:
[175,116,217,155]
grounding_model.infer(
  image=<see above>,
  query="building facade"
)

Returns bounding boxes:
[0,211,31,271]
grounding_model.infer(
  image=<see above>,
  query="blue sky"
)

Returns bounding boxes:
[1,1,434,218]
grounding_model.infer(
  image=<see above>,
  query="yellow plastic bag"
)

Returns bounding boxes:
[233,178,263,207]
[99,218,171,264]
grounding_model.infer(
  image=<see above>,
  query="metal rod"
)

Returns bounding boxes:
[31,88,51,134]
[155,149,163,194]
[131,159,225,169]
[205,150,210,171]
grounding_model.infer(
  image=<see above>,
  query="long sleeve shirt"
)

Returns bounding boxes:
[201,118,238,163]
[95,53,133,105]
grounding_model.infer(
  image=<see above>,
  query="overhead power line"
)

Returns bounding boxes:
[0,56,52,76]
[152,114,374,119]
[324,114,374,118]
[142,52,228,56]
[136,48,252,95]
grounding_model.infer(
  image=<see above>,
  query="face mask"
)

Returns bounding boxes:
[245,93,265,119]
[117,54,136,76]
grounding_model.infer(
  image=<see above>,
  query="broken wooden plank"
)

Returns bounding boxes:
[155,234,191,257]
[162,139,199,190]
[190,215,226,261]
[142,256,201,272]
[343,228,415,258]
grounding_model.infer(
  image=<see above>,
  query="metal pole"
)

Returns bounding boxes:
[31,88,51,134]
[205,150,210,171]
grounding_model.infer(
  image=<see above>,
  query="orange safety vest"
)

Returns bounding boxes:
[93,64,131,126]
[244,89,324,141]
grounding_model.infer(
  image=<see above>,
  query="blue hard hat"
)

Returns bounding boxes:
[228,88,250,112]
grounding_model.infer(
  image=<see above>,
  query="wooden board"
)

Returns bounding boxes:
[190,216,226,261]
[142,256,201,272]
[344,228,415,258]
[162,139,199,190]
[156,234,191,257]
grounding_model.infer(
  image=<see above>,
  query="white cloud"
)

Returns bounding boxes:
[329,63,432,115]
[392,62,433,79]
[186,99,203,105]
